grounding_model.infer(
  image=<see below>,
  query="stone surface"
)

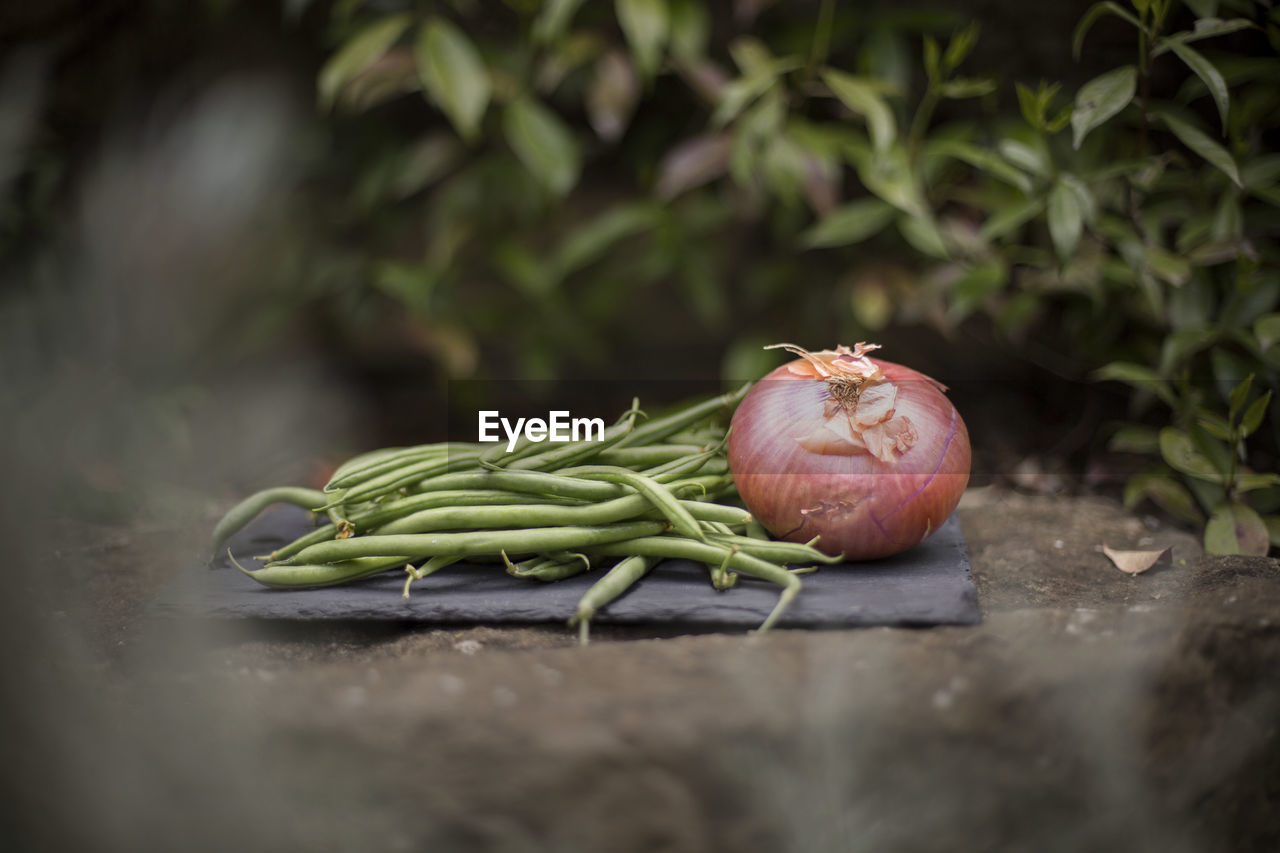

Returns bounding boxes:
[158,506,978,628]
[3,491,1278,852]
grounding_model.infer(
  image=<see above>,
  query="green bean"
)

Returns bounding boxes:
[326,443,465,482]
[702,520,736,536]
[613,382,750,448]
[561,466,706,541]
[705,533,841,565]
[568,555,659,646]
[651,453,728,481]
[479,435,567,466]
[681,500,751,526]
[373,482,704,535]
[267,490,584,561]
[506,400,641,471]
[233,553,412,589]
[665,428,726,446]
[411,469,629,502]
[326,446,450,490]
[585,536,801,632]
[639,450,717,483]
[504,550,592,582]
[587,444,706,468]
[211,487,329,557]
[272,520,669,567]
[327,451,483,507]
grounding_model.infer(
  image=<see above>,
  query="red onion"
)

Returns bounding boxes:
[728,343,971,560]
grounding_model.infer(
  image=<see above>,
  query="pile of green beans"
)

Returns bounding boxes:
[211,384,839,643]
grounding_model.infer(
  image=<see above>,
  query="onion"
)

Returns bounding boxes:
[728,343,971,560]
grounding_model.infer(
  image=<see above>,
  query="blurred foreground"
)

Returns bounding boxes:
[2,492,1277,851]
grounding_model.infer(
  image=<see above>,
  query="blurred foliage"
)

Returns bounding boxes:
[0,0,1275,549]
[310,0,1279,553]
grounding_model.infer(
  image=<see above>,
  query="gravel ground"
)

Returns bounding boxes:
[2,490,1277,852]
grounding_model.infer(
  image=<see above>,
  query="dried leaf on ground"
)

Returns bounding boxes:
[1101,543,1172,575]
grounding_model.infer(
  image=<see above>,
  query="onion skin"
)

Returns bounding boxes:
[728,358,971,561]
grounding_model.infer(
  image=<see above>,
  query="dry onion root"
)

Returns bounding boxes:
[728,343,971,560]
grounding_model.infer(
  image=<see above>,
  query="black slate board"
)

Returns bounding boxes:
[156,506,979,628]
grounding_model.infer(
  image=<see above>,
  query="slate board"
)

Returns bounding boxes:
[156,506,980,628]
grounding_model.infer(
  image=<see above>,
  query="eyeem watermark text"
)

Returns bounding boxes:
[478,411,605,452]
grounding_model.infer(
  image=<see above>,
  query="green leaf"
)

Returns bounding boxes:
[939,78,997,99]
[533,0,588,44]
[800,198,896,248]
[997,138,1051,179]
[616,0,669,79]
[897,215,949,260]
[1060,173,1097,224]
[1145,244,1191,287]
[493,242,554,298]
[1093,362,1176,407]
[553,203,656,278]
[821,70,896,154]
[948,259,1008,321]
[856,144,927,218]
[1160,427,1225,483]
[1048,179,1083,262]
[1016,82,1041,127]
[761,134,810,205]
[1197,416,1232,441]
[1165,42,1230,133]
[503,96,581,196]
[667,0,709,61]
[1237,472,1280,493]
[375,259,439,310]
[923,36,941,84]
[1254,313,1280,350]
[1242,391,1271,437]
[927,140,1031,192]
[1155,109,1242,186]
[1124,472,1204,525]
[943,23,979,70]
[1152,18,1255,55]
[1072,66,1137,150]
[1269,516,1280,549]
[318,14,412,111]
[1108,425,1160,453]
[729,38,774,74]
[1159,327,1220,374]
[978,197,1045,241]
[1016,80,1067,133]
[710,57,800,127]
[415,18,491,142]
[1228,373,1253,420]
[1204,501,1271,556]
[1073,2,1145,60]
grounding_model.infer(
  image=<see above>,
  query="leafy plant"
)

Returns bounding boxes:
[308,0,1278,553]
